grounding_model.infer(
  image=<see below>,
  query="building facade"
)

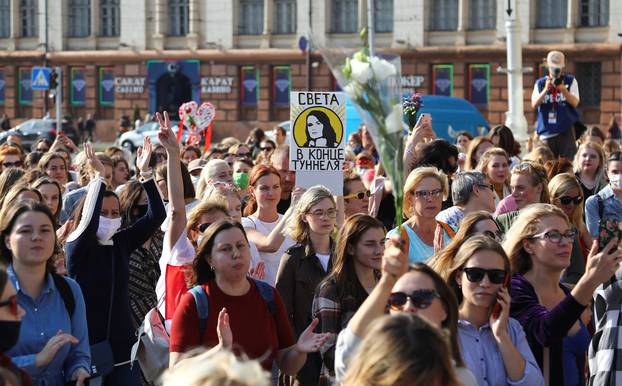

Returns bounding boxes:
[0,0,619,141]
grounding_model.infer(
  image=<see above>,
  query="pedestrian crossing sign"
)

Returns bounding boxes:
[31,67,51,90]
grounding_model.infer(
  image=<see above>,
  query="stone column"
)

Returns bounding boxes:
[89,0,99,48]
[187,0,199,49]
[120,0,146,50]
[564,0,577,43]
[260,0,273,48]
[456,0,467,45]
[393,0,423,47]
[152,0,165,50]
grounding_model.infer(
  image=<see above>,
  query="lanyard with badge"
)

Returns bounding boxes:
[548,83,558,125]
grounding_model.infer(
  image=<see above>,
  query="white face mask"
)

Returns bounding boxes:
[609,174,621,189]
[97,216,122,242]
[191,175,200,186]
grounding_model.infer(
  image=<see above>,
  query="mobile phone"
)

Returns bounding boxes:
[416,113,431,128]
[598,220,621,252]
[492,274,510,319]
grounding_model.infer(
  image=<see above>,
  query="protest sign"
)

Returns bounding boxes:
[290,91,346,193]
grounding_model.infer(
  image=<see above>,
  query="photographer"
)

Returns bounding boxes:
[531,50,580,160]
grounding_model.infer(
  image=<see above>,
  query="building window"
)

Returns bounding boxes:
[100,0,119,36]
[536,0,567,28]
[239,0,263,35]
[20,0,38,37]
[469,0,496,30]
[429,0,458,31]
[375,0,393,32]
[579,0,608,27]
[69,0,91,37]
[575,62,601,107]
[273,0,295,34]
[331,0,357,33]
[168,0,189,36]
[0,0,10,38]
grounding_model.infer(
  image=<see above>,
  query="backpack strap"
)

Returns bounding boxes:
[189,286,209,336]
[252,279,277,317]
[400,226,410,257]
[51,273,75,317]
[437,221,456,238]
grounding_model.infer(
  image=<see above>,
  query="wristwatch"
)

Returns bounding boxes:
[139,170,154,182]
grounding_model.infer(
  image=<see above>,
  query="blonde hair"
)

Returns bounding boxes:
[510,161,550,203]
[197,159,231,200]
[476,147,510,175]
[186,201,229,235]
[161,349,270,386]
[343,314,461,386]
[548,173,588,237]
[524,146,554,165]
[287,185,336,242]
[502,203,569,275]
[403,167,448,218]
[446,235,510,304]
[573,142,606,184]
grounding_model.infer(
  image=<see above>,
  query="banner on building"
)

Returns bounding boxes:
[18,68,32,105]
[432,64,453,97]
[240,66,258,107]
[99,67,115,105]
[289,91,346,193]
[273,66,291,107]
[71,67,87,105]
[468,64,489,106]
[0,70,5,105]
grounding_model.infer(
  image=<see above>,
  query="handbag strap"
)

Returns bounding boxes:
[105,253,115,340]
[543,347,550,386]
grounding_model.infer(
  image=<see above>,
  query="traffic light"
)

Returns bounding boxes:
[49,70,58,90]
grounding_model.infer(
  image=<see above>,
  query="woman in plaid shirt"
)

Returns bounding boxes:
[311,214,383,386]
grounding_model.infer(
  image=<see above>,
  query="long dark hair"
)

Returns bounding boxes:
[0,200,58,273]
[305,110,337,148]
[408,263,463,367]
[118,180,144,227]
[191,220,249,286]
[488,125,517,157]
[321,214,384,300]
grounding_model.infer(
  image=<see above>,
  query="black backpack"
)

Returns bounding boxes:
[51,273,75,317]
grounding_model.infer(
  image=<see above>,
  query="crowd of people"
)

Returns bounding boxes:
[1,54,622,386]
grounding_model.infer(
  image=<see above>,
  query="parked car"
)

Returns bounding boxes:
[116,121,192,152]
[0,119,79,149]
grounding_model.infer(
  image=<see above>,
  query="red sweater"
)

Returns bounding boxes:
[170,278,295,370]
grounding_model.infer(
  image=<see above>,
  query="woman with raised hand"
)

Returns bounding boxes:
[548,174,592,284]
[65,139,166,385]
[276,186,337,385]
[504,204,620,386]
[241,164,299,286]
[169,220,331,373]
[334,235,477,386]
[446,236,544,386]
[311,214,384,386]
[3,201,90,386]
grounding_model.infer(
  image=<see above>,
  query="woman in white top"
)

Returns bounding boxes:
[241,164,298,285]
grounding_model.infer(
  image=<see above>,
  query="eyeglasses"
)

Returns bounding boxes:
[530,229,577,244]
[482,230,504,242]
[261,147,274,152]
[463,267,507,284]
[344,190,371,200]
[198,222,213,232]
[0,294,18,316]
[412,189,442,199]
[388,289,440,311]
[307,209,338,219]
[2,161,22,168]
[558,195,583,205]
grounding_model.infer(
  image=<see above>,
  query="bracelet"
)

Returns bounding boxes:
[139,170,153,178]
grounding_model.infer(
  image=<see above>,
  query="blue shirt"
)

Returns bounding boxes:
[387,223,451,263]
[6,266,90,386]
[533,74,580,137]
[584,185,622,237]
[436,206,464,232]
[458,318,544,386]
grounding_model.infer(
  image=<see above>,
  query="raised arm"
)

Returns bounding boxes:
[156,112,186,250]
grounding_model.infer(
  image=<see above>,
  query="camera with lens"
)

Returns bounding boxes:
[551,67,563,86]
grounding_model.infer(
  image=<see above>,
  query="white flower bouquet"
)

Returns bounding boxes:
[318,29,405,227]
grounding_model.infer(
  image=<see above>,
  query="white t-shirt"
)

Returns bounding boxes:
[241,214,295,286]
[316,253,331,272]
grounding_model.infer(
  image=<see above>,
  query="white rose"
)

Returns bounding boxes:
[350,58,373,84]
[384,104,404,134]
[344,83,363,100]
[369,56,397,81]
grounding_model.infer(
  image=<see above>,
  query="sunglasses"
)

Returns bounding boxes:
[343,190,371,200]
[482,230,504,242]
[558,195,582,205]
[0,294,18,316]
[2,161,22,168]
[412,189,442,199]
[463,267,507,284]
[260,147,274,152]
[388,289,440,311]
[198,222,212,232]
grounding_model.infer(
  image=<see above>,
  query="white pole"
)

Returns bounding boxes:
[56,66,62,134]
[367,0,375,56]
[504,1,528,143]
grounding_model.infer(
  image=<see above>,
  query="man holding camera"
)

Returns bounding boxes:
[531,50,580,159]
